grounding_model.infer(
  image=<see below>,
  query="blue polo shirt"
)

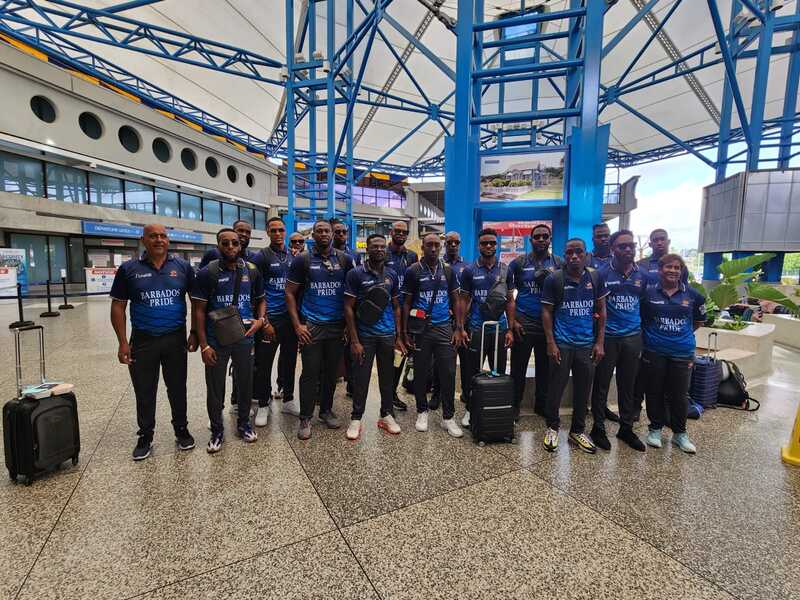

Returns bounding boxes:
[191,259,265,347]
[444,256,468,287]
[459,260,515,330]
[638,255,690,287]
[198,247,258,269]
[110,254,194,335]
[385,246,418,289]
[641,283,706,358]
[334,244,362,267]
[598,260,646,337]
[508,253,561,320]
[588,252,612,270]
[344,263,399,337]
[287,248,354,324]
[402,261,457,325]
[541,269,608,347]
[252,245,291,317]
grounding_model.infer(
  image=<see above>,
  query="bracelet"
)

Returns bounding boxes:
[201,345,212,354]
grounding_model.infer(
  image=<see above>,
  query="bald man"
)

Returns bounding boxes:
[110,224,198,461]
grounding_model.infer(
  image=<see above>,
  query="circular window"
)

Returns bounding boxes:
[30,95,56,123]
[181,148,197,171]
[78,112,103,139]
[246,173,255,188]
[118,125,141,153]
[152,137,171,163]
[205,156,219,178]
[227,165,238,183]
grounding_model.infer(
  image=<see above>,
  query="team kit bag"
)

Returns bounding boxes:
[690,332,723,409]
[470,321,514,445]
[3,325,80,484]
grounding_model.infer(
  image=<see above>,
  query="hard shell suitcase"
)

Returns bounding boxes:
[470,321,514,445]
[3,325,80,484]
[690,332,722,409]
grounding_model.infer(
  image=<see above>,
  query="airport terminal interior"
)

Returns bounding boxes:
[1,1,800,599]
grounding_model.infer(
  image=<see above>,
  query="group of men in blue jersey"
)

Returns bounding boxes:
[110,216,705,461]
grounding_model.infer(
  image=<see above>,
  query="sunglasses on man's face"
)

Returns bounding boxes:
[532,233,550,241]
[446,240,461,245]
[479,240,497,246]
[220,239,240,247]
[290,239,305,245]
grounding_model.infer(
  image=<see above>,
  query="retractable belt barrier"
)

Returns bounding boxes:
[4,281,109,329]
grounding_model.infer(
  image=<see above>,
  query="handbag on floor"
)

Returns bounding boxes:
[717,360,760,411]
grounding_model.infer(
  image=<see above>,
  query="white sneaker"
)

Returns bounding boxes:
[281,397,301,417]
[254,406,270,427]
[415,412,429,432]
[228,404,238,415]
[273,389,283,401]
[461,410,470,428]
[378,414,401,434]
[442,418,463,438]
[346,419,362,440]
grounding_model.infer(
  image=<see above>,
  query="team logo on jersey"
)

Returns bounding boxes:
[384,277,392,286]
[169,270,178,277]
[586,281,593,289]
[242,275,250,282]
[634,279,642,286]
[682,298,689,306]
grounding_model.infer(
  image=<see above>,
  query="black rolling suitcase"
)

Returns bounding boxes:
[470,321,514,445]
[3,325,80,484]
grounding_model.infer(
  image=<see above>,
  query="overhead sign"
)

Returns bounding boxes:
[81,221,203,243]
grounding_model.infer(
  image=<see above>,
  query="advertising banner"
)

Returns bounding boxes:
[0,267,18,303]
[85,267,117,296]
[0,248,28,294]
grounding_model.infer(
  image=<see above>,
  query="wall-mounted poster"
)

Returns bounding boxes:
[484,220,552,264]
[480,151,566,202]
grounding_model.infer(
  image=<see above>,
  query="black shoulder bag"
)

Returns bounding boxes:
[356,265,392,326]
[407,261,444,335]
[207,260,247,346]
[479,262,509,321]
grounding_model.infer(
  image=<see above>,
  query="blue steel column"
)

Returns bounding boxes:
[747,0,774,172]
[285,0,296,235]
[778,1,800,169]
[715,1,741,182]
[346,0,355,246]
[447,0,479,259]
[703,252,723,281]
[326,0,336,220]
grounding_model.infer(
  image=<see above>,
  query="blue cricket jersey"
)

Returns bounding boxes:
[385,246,418,290]
[641,283,706,358]
[541,269,608,347]
[198,247,258,269]
[444,256,468,287]
[287,248,354,324]
[508,253,561,320]
[252,244,291,317]
[598,260,646,337]
[344,263,399,337]
[638,255,690,287]
[459,260,515,331]
[401,260,457,326]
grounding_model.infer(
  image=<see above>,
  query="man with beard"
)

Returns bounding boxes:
[198,219,257,268]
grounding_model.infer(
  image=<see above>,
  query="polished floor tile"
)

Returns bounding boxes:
[138,531,377,600]
[16,436,335,600]
[344,469,734,600]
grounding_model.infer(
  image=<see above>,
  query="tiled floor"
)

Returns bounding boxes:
[1,301,799,600]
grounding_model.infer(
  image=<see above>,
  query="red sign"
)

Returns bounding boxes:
[484,220,550,237]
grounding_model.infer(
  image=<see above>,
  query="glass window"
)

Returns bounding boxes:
[89,173,124,208]
[48,235,67,282]
[254,209,266,231]
[181,193,202,221]
[46,163,87,203]
[68,237,85,283]
[155,188,179,218]
[222,202,238,226]
[1,152,44,197]
[125,181,154,213]
[239,207,254,226]
[203,198,222,224]
[10,233,49,284]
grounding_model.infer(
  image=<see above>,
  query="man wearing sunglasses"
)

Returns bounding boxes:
[198,219,257,268]
[331,219,362,266]
[458,228,516,428]
[286,220,355,440]
[252,217,300,426]
[590,230,647,452]
[508,223,563,421]
[586,223,612,270]
[385,221,418,412]
[192,228,265,453]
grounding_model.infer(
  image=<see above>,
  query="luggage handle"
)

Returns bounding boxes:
[707,331,718,360]
[479,320,501,376]
[13,324,46,398]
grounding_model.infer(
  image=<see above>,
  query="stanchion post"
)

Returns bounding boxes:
[40,280,60,318]
[58,276,74,310]
[9,282,35,329]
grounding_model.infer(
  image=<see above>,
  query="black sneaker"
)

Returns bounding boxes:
[605,407,620,422]
[392,394,408,412]
[175,429,196,451]
[132,436,152,461]
[590,427,611,451]
[617,428,646,452]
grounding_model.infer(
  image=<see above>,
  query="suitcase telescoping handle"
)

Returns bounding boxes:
[479,320,501,376]
[707,331,718,360]
[13,324,46,398]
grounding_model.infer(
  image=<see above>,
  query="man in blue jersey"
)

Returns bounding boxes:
[637,228,689,285]
[590,230,647,452]
[344,234,405,439]
[402,232,463,437]
[385,220,419,411]
[458,228,516,429]
[541,238,608,454]
[252,217,300,427]
[585,223,612,270]
[331,219,362,266]
[286,220,355,440]
[192,228,266,453]
[509,224,562,420]
[198,219,257,268]
[111,224,198,461]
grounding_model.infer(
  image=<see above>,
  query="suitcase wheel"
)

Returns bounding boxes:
[478,441,485,447]
[72,457,79,467]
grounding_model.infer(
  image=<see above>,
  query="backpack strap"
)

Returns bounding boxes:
[587,267,600,301]
[208,259,221,296]
[260,246,274,264]
[551,269,566,307]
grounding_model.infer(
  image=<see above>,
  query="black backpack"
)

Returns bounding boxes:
[717,360,760,411]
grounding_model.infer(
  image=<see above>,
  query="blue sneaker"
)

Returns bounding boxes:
[237,423,258,443]
[672,432,696,454]
[646,429,663,449]
[207,432,224,454]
